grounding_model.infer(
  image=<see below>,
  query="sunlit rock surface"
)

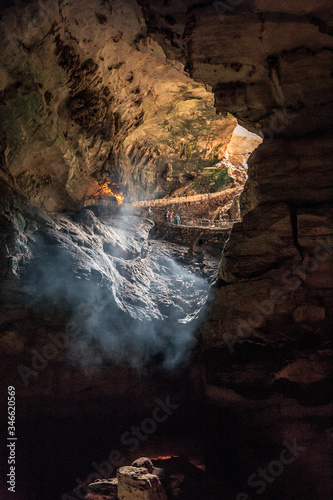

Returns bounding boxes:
[0,0,236,210]
[171,125,262,198]
[132,457,155,473]
[1,188,212,370]
[117,466,167,500]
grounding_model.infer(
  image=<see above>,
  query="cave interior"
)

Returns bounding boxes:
[0,1,332,500]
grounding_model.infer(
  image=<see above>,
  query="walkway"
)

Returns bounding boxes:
[133,186,241,208]
[167,219,241,231]
[160,218,241,230]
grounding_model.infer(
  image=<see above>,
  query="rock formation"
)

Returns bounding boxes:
[117,466,167,500]
[86,456,207,500]
[0,0,237,210]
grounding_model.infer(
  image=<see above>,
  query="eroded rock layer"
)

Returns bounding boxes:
[0,0,237,210]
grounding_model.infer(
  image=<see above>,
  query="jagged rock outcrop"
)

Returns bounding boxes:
[117,466,167,500]
[132,458,155,473]
[0,184,212,370]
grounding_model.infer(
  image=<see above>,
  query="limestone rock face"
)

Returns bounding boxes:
[117,466,167,500]
[136,3,333,499]
[0,200,211,372]
[136,0,333,340]
[0,0,236,210]
[167,124,262,199]
[137,0,333,334]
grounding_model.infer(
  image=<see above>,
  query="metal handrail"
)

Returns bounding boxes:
[160,218,241,229]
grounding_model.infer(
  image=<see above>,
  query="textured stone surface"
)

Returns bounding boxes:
[166,124,262,198]
[87,478,118,499]
[137,0,333,338]
[0,207,212,369]
[293,304,326,324]
[132,458,154,474]
[117,466,167,500]
[0,0,236,210]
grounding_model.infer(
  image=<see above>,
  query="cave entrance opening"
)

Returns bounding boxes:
[135,120,262,228]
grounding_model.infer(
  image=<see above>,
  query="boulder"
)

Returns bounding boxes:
[132,457,154,473]
[117,466,167,500]
[87,478,118,498]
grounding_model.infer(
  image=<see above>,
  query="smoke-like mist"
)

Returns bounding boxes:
[25,208,212,369]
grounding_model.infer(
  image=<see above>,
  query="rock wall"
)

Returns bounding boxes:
[132,0,333,336]
[151,221,232,253]
[0,0,237,210]
[138,2,333,498]
[167,0,333,344]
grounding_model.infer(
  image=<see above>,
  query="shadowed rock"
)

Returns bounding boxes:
[117,466,167,500]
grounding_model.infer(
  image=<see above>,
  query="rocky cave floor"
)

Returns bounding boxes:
[1,193,332,500]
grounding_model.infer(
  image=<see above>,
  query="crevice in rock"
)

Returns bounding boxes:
[289,203,303,259]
